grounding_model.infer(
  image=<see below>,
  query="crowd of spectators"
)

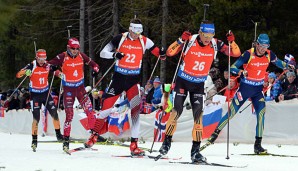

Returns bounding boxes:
[1,55,298,113]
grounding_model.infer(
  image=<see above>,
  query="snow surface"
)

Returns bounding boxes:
[0,132,297,171]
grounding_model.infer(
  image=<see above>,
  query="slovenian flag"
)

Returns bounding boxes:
[154,109,170,142]
[202,104,223,139]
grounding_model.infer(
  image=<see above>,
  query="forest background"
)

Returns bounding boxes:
[0,0,297,92]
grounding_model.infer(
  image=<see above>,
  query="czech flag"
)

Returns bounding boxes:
[202,104,223,139]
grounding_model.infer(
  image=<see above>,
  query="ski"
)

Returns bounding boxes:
[38,139,158,152]
[65,147,98,154]
[169,161,248,168]
[112,154,182,160]
[237,153,298,158]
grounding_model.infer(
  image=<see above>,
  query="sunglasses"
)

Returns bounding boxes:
[36,57,47,61]
[71,48,79,50]
[257,43,270,49]
[200,31,215,38]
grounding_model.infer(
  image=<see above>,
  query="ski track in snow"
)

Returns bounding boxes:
[0,132,297,171]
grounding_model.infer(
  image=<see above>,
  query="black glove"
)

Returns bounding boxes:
[50,65,59,71]
[159,47,166,60]
[113,52,125,60]
[114,104,120,108]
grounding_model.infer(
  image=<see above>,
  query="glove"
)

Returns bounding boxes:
[239,70,247,77]
[159,47,166,60]
[226,31,235,42]
[50,65,59,71]
[114,104,120,108]
[25,70,32,76]
[54,70,64,79]
[113,52,125,60]
[92,67,99,77]
[170,83,175,90]
[181,31,191,41]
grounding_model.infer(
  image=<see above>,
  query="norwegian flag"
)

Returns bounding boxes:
[154,109,170,142]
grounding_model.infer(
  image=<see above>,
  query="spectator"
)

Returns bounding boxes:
[276,71,297,102]
[264,72,282,101]
[151,77,162,112]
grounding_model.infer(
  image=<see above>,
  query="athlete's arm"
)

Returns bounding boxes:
[270,51,289,70]
[230,51,250,75]
[218,39,241,57]
[100,34,122,59]
[47,53,65,66]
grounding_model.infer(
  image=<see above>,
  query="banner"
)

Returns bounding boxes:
[108,107,130,136]
[154,109,170,142]
[202,95,226,139]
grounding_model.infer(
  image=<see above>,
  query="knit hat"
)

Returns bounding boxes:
[153,77,160,83]
[268,72,276,79]
[257,34,270,44]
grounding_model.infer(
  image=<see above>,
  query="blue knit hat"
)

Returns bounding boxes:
[257,34,270,44]
[268,72,276,79]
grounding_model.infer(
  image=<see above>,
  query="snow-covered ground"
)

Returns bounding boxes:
[0,132,297,171]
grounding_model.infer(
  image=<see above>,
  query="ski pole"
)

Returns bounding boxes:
[44,74,55,113]
[7,75,28,102]
[57,80,63,110]
[226,30,231,160]
[80,60,116,104]
[148,54,161,82]
[171,42,187,86]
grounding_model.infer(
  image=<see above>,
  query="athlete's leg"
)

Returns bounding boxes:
[251,92,267,154]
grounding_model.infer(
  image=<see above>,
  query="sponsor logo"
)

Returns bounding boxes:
[236,92,243,101]
[250,62,268,67]
[190,51,213,57]
[34,71,48,75]
[67,92,72,96]
[66,62,84,67]
[122,45,142,50]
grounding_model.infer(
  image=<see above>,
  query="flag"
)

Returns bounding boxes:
[202,104,223,139]
[0,107,4,117]
[143,103,152,114]
[154,109,170,142]
[108,108,130,136]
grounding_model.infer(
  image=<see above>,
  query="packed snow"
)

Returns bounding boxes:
[0,132,297,171]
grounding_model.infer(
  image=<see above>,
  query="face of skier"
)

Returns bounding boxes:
[68,47,80,56]
[256,43,270,55]
[199,31,214,45]
[129,23,143,40]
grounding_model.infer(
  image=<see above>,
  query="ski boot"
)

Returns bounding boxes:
[55,129,63,142]
[31,135,37,152]
[84,132,98,148]
[130,138,145,156]
[254,136,267,154]
[159,135,172,155]
[191,141,206,163]
[208,128,221,144]
[63,136,70,153]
